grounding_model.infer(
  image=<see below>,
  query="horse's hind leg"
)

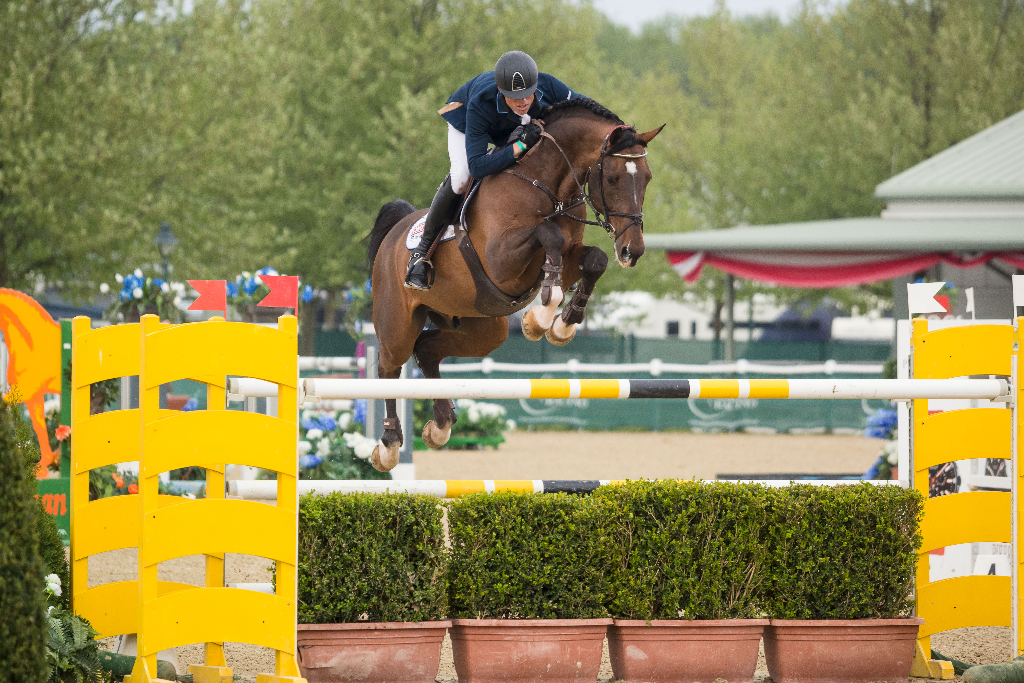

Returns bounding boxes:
[547,245,608,346]
[370,308,427,472]
[414,317,509,448]
[370,365,404,472]
[521,221,565,341]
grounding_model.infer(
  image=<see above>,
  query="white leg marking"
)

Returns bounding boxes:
[531,286,563,330]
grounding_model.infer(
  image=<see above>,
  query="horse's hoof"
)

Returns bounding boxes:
[422,420,452,449]
[521,308,547,341]
[370,441,400,472]
[546,318,576,346]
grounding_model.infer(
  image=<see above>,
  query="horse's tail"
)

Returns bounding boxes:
[367,199,417,270]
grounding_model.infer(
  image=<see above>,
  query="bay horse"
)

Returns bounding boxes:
[366,98,663,471]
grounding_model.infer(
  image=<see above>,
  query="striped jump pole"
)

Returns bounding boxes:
[303,377,1009,401]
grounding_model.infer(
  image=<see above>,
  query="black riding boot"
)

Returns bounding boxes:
[405,176,461,291]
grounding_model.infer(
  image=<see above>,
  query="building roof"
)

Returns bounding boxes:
[875,109,1024,201]
[643,217,1024,252]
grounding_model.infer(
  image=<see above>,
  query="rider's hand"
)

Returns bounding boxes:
[513,123,543,158]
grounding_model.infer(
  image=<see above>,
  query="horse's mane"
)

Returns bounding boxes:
[539,97,644,153]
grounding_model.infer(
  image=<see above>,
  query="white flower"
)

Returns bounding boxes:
[317,438,331,457]
[115,273,123,283]
[134,268,143,278]
[506,419,517,430]
[305,428,323,441]
[182,492,196,499]
[456,398,476,410]
[297,440,312,455]
[343,432,377,460]
[44,574,61,597]
[254,275,263,286]
[100,282,110,294]
[338,412,352,430]
[47,606,54,615]
[242,271,251,278]
[132,287,143,299]
[160,282,170,293]
[173,296,182,306]
[301,409,313,420]
[172,282,186,294]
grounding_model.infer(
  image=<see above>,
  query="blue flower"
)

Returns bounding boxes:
[152,278,165,287]
[226,282,238,298]
[865,408,898,439]
[364,279,372,292]
[119,289,131,302]
[123,274,141,291]
[182,397,198,411]
[242,277,258,296]
[344,290,353,302]
[301,285,314,303]
[861,455,884,480]
[301,417,319,431]
[257,267,279,276]
[299,454,322,468]
[317,415,337,432]
[353,399,367,425]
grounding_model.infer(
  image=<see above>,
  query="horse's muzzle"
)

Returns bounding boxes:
[617,242,644,268]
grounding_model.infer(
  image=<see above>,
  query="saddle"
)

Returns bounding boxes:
[427,178,543,317]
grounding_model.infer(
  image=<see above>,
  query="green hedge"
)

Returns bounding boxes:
[763,483,923,619]
[596,480,771,620]
[296,492,447,623]
[447,492,607,619]
[297,482,922,623]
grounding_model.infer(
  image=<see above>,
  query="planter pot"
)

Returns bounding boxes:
[763,617,924,683]
[450,618,612,683]
[296,620,450,683]
[608,618,769,683]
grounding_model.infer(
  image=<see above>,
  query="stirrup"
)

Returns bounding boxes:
[404,254,434,291]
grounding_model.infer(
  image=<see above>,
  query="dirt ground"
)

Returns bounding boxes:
[88,432,1003,681]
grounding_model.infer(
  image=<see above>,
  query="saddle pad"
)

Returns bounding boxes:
[406,215,456,250]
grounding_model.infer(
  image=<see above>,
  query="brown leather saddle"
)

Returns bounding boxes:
[438,179,543,317]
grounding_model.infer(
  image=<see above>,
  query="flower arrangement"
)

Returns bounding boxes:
[293,402,389,480]
[862,406,898,480]
[227,267,314,321]
[413,397,514,450]
[103,268,187,322]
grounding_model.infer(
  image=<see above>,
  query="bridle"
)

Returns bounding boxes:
[503,123,647,240]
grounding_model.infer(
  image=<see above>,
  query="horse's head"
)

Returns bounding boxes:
[593,124,665,268]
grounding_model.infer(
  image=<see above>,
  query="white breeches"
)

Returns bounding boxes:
[447,124,471,194]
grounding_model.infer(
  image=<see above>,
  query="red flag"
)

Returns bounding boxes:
[258,274,299,309]
[187,280,227,315]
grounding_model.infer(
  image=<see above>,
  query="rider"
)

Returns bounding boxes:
[404,50,583,290]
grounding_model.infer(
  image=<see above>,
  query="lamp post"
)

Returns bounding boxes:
[154,222,178,281]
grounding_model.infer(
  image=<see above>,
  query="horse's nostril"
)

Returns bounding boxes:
[620,246,630,261]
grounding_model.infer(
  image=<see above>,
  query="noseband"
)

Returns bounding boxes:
[503,123,646,240]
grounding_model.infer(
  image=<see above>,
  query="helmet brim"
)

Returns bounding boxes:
[498,83,538,100]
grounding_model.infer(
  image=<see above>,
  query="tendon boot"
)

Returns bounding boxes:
[405,175,461,291]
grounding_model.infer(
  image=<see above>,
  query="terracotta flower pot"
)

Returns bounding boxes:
[296,620,450,683]
[450,618,612,683]
[608,618,769,683]
[763,617,924,683]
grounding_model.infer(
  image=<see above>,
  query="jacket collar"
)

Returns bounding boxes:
[495,88,546,116]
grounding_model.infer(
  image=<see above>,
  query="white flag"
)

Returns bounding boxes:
[1013,274,1024,310]
[907,282,947,315]
[965,287,975,315]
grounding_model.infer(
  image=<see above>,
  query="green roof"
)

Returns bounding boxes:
[644,217,1024,252]
[875,108,1024,201]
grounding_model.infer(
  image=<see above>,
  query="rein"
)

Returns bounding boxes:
[502,122,646,240]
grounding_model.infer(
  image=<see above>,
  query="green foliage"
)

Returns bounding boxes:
[296,492,447,623]
[45,605,103,683]
[447,492,608,619]
[0,394,48,682]
[413,399,510,450]
[37,502,71,611]
[762,483,923,619]
[596,480,771,620]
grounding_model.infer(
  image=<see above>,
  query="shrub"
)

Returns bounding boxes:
[296,492,446,623]
[0,394,48,683]
[763,483,923,619]
[37,500,71,610]
[447,492,607,619]
[596,480,771,620]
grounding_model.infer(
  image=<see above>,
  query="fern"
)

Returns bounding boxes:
[45,606,102,683]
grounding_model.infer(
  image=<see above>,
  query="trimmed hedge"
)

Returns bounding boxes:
[0,397,47,683]
[37,499,70,610]
[296,492,447,623]
[763,483,923,619]
[596,480,771,620]
[447,491,607,619]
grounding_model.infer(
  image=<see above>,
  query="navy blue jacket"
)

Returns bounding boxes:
[441,71,581,179]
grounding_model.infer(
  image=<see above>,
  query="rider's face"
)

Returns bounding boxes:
[504,94,534,116]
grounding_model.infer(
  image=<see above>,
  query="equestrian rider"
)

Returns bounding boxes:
[404,50,583,290]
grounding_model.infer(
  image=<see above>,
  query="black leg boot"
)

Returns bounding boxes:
[405,176,461,291]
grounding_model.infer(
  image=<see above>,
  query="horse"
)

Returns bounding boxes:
[366,98,663,471]
[0,289,62,477]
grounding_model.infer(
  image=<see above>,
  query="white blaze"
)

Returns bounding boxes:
[625,161,637,175]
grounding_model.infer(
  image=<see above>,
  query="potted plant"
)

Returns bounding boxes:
[294,491,449,683]
[761,483,925,683]
[446,491,611,683]
[103,268,186,322]
[596,480,771,683]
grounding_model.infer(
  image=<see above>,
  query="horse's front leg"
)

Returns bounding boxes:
[370,365,404,472]
[520,221,566,341]
[547,245,608,346]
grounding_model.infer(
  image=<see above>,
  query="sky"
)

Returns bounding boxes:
[591,0,804,31]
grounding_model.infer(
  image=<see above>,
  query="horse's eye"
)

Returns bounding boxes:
[606,176,617,186]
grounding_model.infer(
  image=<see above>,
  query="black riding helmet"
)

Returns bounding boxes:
[495,50,538,99]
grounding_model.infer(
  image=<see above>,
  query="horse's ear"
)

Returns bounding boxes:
[637,124,666,145]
